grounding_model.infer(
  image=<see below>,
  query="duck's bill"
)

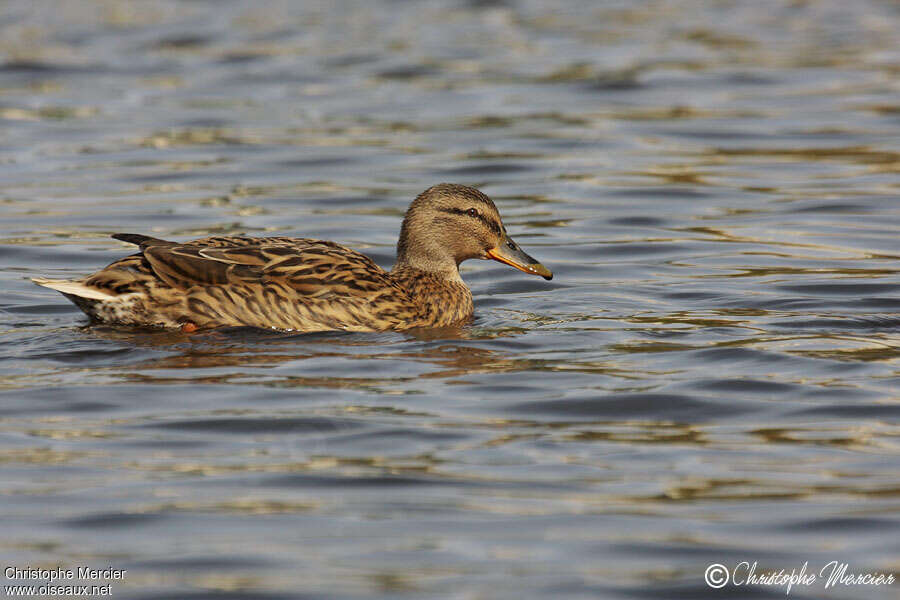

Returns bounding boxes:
[487,239,553,280]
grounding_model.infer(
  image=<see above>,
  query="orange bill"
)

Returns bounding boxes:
[486,237,552,280]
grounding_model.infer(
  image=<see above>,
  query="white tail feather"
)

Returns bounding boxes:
[31,278,116,301]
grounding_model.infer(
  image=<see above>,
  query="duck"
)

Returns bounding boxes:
[32,183,552,332]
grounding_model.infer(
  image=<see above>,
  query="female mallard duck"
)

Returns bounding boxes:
[33,184,552,332]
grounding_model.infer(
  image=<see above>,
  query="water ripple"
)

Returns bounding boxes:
[1,1,899,598]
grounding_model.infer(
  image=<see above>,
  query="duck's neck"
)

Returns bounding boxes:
[394,210,465,276]
[392,256,463,282]
[390,264,473,327]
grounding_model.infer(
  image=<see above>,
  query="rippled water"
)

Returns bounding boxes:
[1,1,899,598]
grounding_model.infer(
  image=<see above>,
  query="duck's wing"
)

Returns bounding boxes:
[123,235,384,292]
[114,234,416,330]
[110,234,281,288]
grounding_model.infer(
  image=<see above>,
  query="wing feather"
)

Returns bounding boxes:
[102,234,416,330]
[136,237,385,289]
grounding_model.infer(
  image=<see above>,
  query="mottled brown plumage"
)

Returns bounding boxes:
[32,184,552,332]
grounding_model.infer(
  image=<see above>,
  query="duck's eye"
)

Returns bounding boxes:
[466,208,479,218]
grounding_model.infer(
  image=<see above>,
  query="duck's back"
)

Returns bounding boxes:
[39,235,430,332]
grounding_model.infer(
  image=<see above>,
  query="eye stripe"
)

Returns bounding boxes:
[484,217,502,236]
[437,207,502,236]
[437,207,467,217]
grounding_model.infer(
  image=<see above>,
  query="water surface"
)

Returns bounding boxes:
[1,1,899,598]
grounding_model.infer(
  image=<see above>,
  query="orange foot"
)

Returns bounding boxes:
[181,321,199,333]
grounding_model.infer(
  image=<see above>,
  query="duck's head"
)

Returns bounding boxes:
[395,183,552,280]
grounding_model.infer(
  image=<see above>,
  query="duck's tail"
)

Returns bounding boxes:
[31,277,115,301]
